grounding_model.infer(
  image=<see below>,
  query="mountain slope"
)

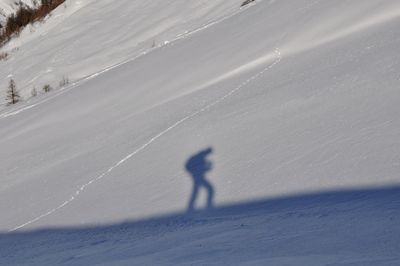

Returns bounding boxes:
[0,0,244,105]
[0,0,399,265]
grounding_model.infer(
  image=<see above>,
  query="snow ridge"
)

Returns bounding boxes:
[10,48,282,232]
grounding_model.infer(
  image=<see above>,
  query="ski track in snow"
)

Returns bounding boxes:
[0,2,257,120]
[10,48,282,232]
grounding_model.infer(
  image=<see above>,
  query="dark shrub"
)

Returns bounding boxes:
[0,0,66,46]
[241,0,255,7]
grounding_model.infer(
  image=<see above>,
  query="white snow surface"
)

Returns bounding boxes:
[1,0,400,265]
[0,0,244,105]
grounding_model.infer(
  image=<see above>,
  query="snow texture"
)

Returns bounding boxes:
[0,0,400,265]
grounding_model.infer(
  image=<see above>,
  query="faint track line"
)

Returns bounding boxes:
[0,2,256,120]
[10,48,282,232]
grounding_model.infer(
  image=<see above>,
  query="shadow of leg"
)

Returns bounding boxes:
[187,183,199,212]
[203,180,214,209]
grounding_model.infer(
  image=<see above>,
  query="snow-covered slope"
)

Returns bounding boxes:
[0,0,244,105]
[0,0,400,265]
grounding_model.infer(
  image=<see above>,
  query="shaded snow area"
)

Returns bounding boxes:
[1,0,400,265]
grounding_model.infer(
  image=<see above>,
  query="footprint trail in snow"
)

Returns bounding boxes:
[10,48,282,232]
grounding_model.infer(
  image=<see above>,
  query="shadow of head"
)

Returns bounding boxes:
[185,147,213,177]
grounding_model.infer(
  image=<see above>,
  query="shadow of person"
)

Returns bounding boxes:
[185,147,215,212]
